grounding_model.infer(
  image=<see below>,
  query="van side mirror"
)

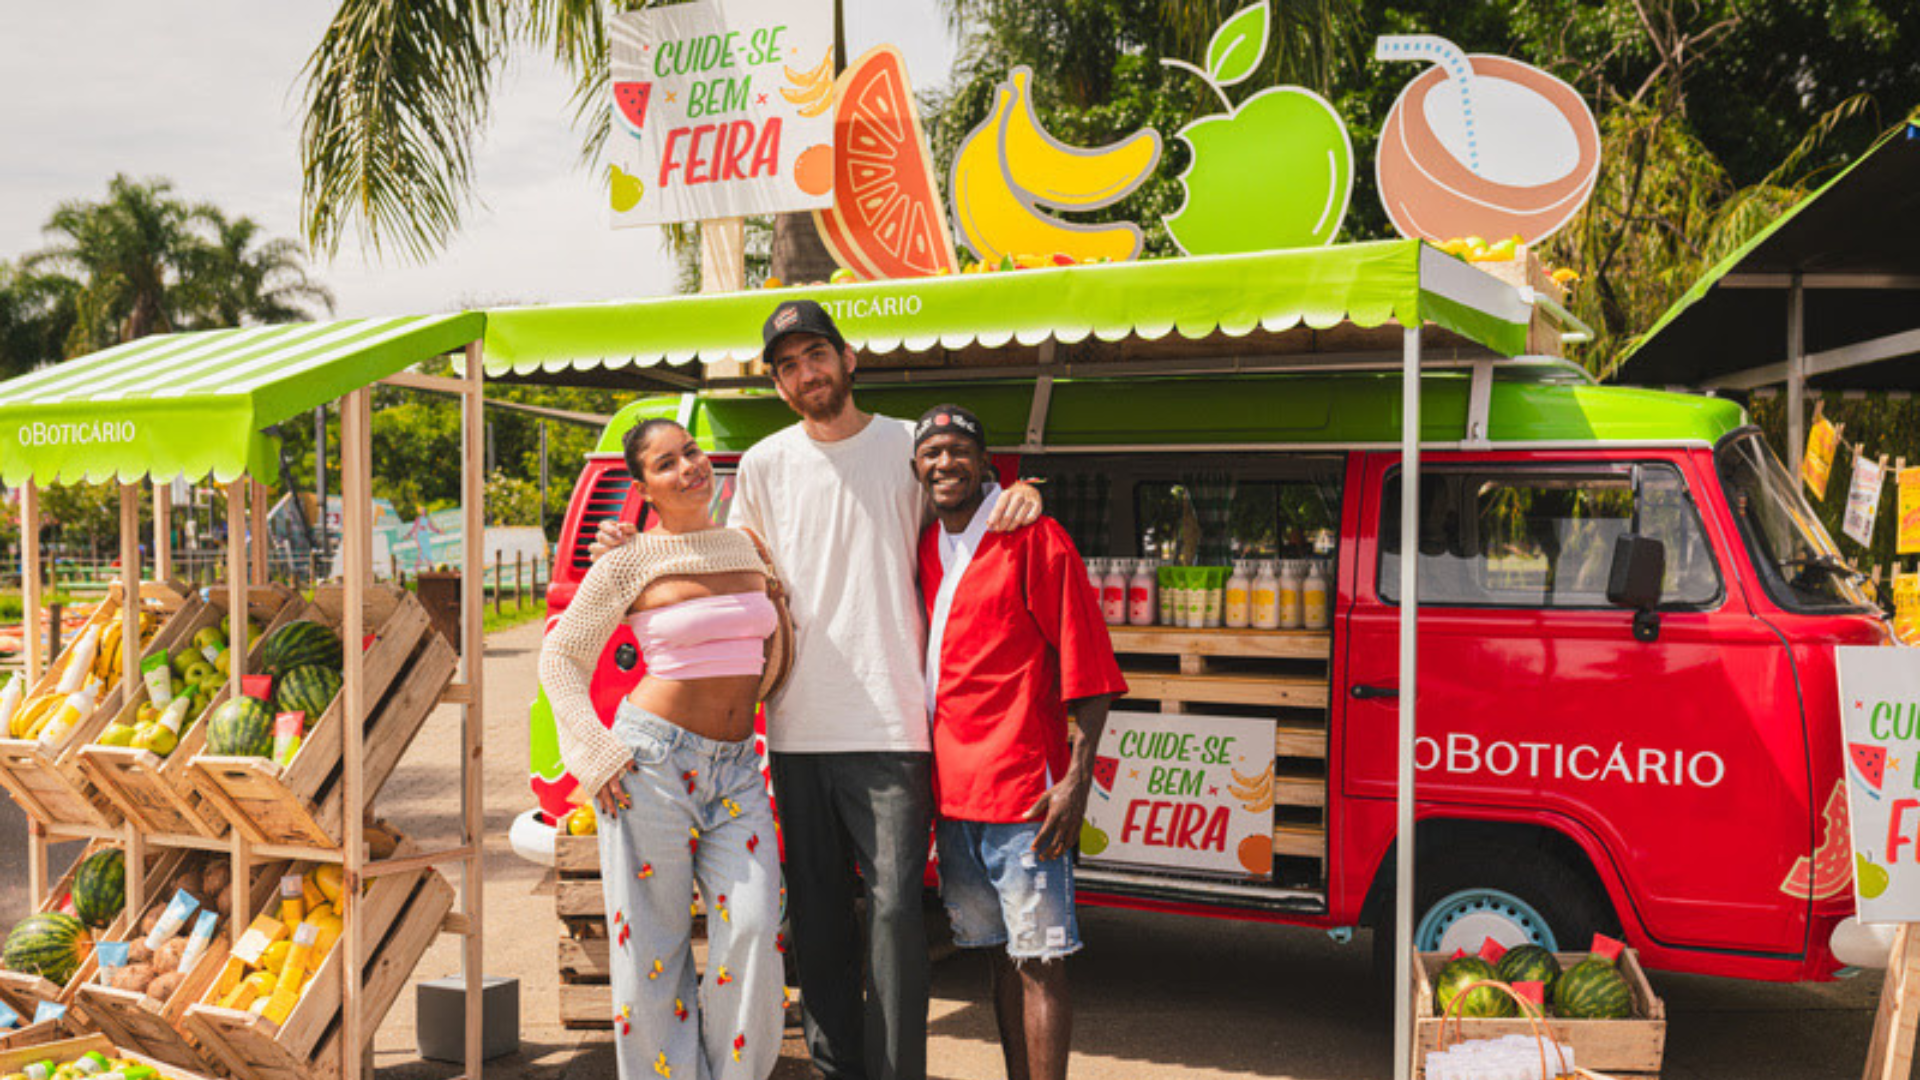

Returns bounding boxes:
[1607,534,1666,643]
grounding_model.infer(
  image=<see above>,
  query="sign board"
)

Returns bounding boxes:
[608,0,835,227]
[1837,646,1920,922]
[1080,711,1276,877]
[1899,468,1920,554]
[1804,416,1840,500]
[1847,454,1888,547]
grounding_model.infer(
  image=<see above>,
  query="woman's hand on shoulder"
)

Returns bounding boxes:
[591,520,638,560]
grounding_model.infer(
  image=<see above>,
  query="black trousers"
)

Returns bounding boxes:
[769,751,933,1080]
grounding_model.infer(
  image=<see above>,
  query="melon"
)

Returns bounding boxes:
[813,45,959,279]
[1495,943,1560,999]
[4,913,90,985]
[1432,955,1515,1018]
[207,696,274,757]
[275,665,343,721]
[261,621,342,677]
[71,848,126,929]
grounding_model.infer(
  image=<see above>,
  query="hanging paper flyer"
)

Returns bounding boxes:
[1844,454,1887,547]
[1899,468,1920,554]
[606,0,835,228]
[1803,417,1840,500]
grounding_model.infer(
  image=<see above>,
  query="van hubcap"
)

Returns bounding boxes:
[1415,888,1558,954]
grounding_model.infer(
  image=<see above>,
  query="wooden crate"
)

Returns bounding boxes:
[0,1031,222,1080]
[1410,949,1666,1078]
[0,1013,82,1051]
[190,586,457,849]
[184,837,455,1080]
[0,583,198,830]
[81,586,303,839]
[0,844,195,1019]
[74,853,290,1076]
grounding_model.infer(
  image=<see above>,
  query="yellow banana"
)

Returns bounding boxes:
[780,80,828,106]
[950,85,1142,265]
[1230,764,1273,789]
[1243,790,1275,814]
[797,90,834,119]
[13,695,61,740]
[784,50,832,89]
[1228,779,1271,803]
[999,67,1160,210]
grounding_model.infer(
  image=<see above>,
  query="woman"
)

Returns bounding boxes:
[541,418,788,1080]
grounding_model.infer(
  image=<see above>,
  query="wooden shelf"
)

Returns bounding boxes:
[1107,625,1331,661]
[1274,717,1327,758]
[1272,822,1327,859]
[1122,671,1330,710]
[1274,765,1326,808]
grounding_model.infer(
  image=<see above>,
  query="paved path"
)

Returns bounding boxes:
[0,619,1889,1077]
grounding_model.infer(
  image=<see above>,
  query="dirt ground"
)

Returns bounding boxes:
[0,619,1889,1078]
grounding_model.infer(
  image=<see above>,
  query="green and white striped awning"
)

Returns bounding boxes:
[0,312,483,485]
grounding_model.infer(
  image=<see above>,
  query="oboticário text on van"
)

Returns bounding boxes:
[1417,732,1727,789]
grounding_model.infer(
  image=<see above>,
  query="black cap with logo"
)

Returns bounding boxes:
[913,404,987,452]
[762,299,848,365]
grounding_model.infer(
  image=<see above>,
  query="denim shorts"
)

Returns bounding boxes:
[936,819,1082,961]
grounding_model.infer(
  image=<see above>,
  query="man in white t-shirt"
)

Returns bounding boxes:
[600,299,1039,1080]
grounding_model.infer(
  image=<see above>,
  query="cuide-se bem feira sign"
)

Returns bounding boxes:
[607,0,835,227]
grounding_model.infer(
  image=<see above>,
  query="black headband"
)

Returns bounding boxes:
[914,404,986,451]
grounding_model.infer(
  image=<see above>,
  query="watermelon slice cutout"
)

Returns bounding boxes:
[614,81,653,138]
[1780,780,1855,901]
[1850,742,1887,799]
[1091,754,1118,795]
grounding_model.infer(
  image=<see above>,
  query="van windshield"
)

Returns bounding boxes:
[1716,431,1875,613]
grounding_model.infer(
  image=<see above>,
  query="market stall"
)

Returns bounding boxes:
[481,238,1581,1078]
[0,313,489,1080]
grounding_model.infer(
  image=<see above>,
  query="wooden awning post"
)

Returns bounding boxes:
[225,481,249,702]
[251,477,269,584]
[119,484,141,705]
[341,386,372,1080]
[155,481,173,582]
[460,341,487,1080]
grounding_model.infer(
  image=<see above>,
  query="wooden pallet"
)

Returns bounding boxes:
[184,837,454,1080]
[0,1031,221,1080]
[80,586,300,839]
[0,582,199,830]
[74,853,290,1076]
[1107,624,1333,887]
[0,844,193,1018]
[190,586,457,849]
[555,834,610,1031]
[1410,949,1666,1078]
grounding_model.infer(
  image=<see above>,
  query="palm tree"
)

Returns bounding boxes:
[0,261,80,377]
[30,175,214,351]
[184,212,336,329]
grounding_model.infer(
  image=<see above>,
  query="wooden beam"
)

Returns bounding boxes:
[154,482,172,583]
[461,339,487,1080]
[1864,924,1920,1080]
[341,386,371,1080]
[379,370,471,395]
[250,479,269,583]
[224,482,247,702]
[119,485,141,704]
[1720,272,1920,290]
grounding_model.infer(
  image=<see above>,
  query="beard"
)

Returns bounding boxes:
[790,365,853,422]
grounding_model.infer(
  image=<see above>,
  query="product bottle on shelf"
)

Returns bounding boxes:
[1278,559,1304,630]
[1224,561,1251,628]
[1127,559,1158,626]
[1101,559,1129,625]
[1087,557,1105,596]
[1204,568,1225,627]
[1157,565,1177,626]
[1303,559,1330,630]
[1251,561,1281,629]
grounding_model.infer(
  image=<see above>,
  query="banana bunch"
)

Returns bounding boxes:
[9,690,68,740]
[1229,763,1275,814]
[950,65,1159,265]
[779,49,834,119]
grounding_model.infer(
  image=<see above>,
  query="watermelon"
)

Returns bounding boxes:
[275,665,343,720]
[207,696,274,757]
[1552,937,1633,1019]
[1091,755,1119,795]
[4,912,90,985]
[71,848,125,929]
[1495,943,1561,999]
[1432,956,1515,1018]
[261,621,342,677]
[1851,742,1887,798]
[813,46,960,279]
[613,81,653,137]
[1781,781,1855,901]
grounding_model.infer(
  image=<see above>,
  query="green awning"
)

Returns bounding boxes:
[0,313,483,485]
[481,239,1535,376]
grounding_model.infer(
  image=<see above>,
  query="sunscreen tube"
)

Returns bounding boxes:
[278,874,305,927]
[143,888,201,951]
[95,939,130,987]
[141,653,174,708]
[0,673,23,733]
[179,909,220,977]
[57,626,100,694]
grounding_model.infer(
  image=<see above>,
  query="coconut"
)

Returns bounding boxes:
[141,908,164,934]
[153,937,188,974]
[202,863,232,898]
[146,971,185,1002]
[127,941,154,966]
[110,962,157,993]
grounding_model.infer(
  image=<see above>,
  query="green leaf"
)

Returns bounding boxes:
[1205,2,1269,88]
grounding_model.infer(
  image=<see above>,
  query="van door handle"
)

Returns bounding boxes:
[1350,684,1399,701]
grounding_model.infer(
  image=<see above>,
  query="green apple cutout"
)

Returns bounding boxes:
[610,164,645,214]
[1858,851,1890,899]
[1160,1,1354,255]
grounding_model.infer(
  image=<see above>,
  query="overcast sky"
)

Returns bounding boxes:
[0,3,957,319]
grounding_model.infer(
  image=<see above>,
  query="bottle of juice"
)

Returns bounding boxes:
[1303,559,1330,630]
[1127,559,1158,626]
[1251,562,1281,629]
[1102,560,1129,625]
[1278,560,1304,630]
[1086,557,1105,596]
[1224,561,1251,628]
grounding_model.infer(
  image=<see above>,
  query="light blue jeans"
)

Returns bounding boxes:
[596,702,785,1080]
[936,819,1082,961]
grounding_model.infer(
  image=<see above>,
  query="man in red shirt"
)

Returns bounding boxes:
[911,404,1127,1080]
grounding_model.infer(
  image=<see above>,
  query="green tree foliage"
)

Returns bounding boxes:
[0,262,79,380]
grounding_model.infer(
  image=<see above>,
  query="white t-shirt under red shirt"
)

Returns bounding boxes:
[727,414,931,754]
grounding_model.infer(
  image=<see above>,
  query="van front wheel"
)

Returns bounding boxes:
[1373,843,1616,978]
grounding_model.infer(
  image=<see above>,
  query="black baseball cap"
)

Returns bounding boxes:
[914,404,987,452]
[762,299,847,366]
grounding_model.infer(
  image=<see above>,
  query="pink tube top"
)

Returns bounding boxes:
[627,592,777,680]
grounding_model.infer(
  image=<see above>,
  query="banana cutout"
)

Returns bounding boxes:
[950,66,1160,265]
